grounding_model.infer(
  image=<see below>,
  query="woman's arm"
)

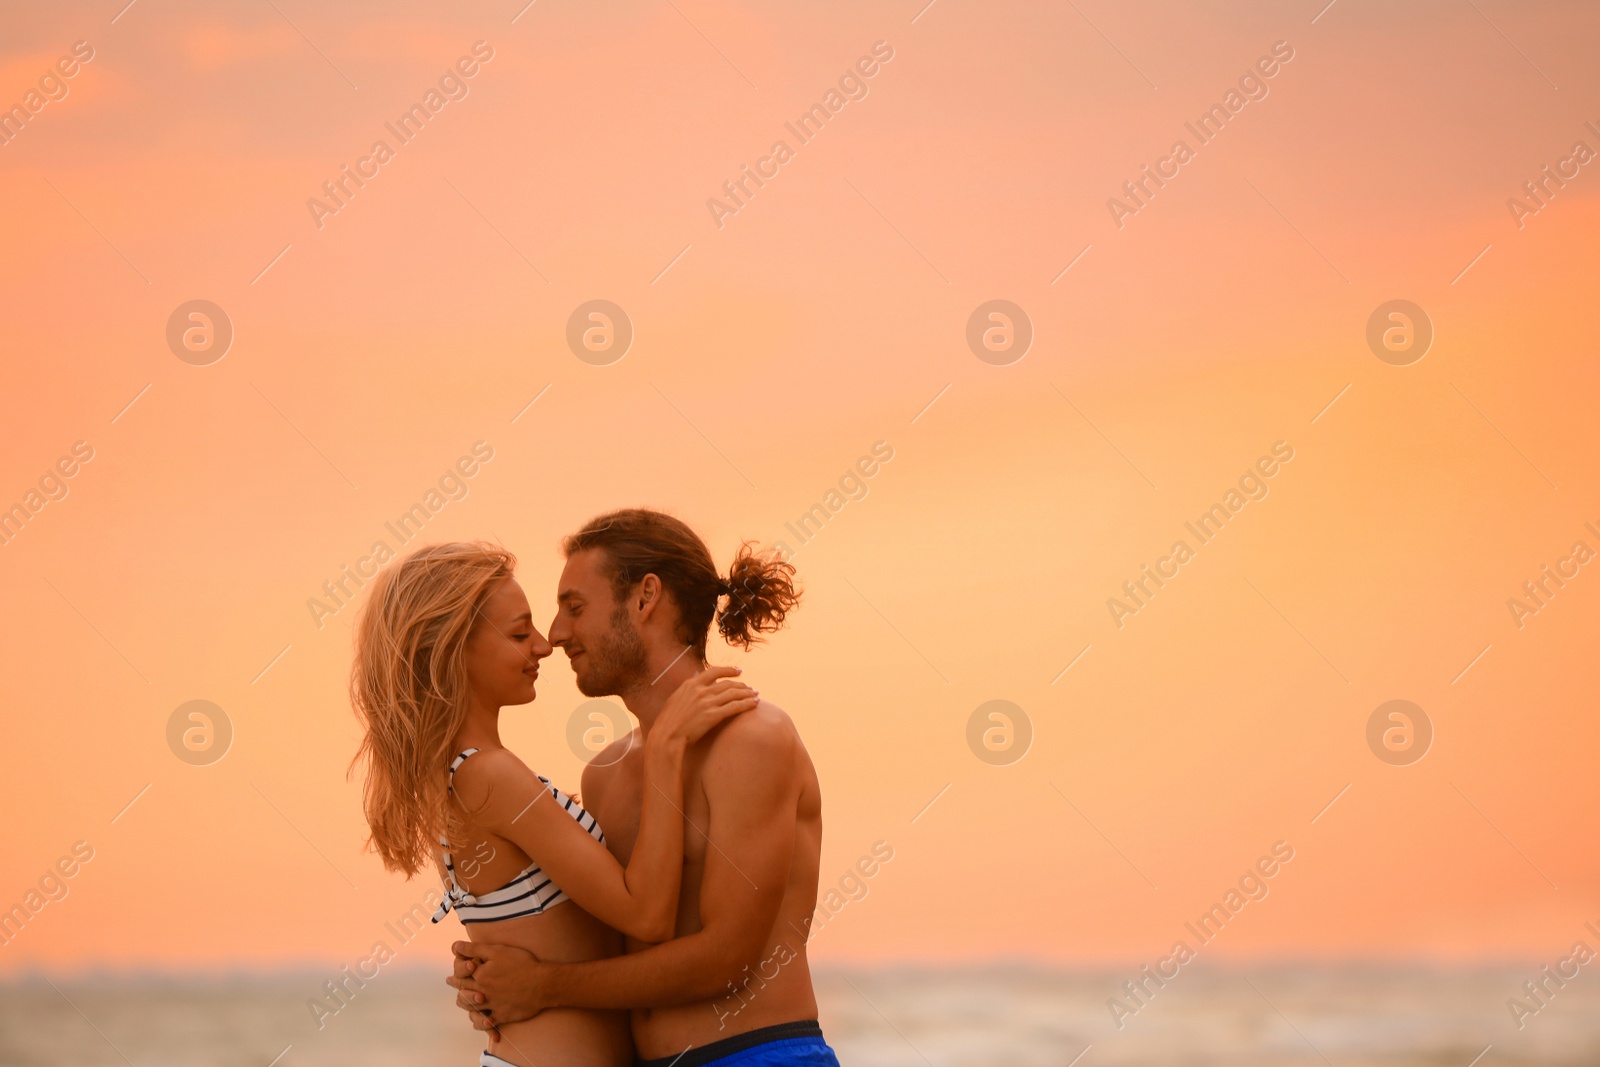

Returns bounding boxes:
[453,667,756,943]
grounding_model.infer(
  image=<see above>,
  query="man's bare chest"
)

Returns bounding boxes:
[587,753,712,869]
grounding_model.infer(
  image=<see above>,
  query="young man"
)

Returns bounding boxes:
[449,509,838,1066]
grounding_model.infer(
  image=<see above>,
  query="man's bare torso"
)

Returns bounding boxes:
[581,702,824,1058]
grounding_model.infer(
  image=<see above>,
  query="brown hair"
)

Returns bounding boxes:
[562,508,799,656]
[347,541,517,878]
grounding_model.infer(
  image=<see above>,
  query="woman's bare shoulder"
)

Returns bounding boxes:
[448,746,540,807]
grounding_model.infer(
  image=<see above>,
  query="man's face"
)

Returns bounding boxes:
[550,548,648,696]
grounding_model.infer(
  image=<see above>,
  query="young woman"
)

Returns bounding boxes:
[349,541,758,1067]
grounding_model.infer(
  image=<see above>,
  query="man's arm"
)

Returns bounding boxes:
[451,710,799,1016]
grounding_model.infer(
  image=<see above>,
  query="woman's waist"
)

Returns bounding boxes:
[486,1008,632,1067]
[458,910,629,1064]
[462,902,624,961]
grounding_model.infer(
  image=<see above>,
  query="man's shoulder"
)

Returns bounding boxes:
[702,700,800,774]
[580,729,642,797]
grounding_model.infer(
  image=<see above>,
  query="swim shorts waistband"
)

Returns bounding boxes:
[636,1019,835,1067]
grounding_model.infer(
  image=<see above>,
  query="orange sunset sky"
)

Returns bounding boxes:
[1,0,1598,973]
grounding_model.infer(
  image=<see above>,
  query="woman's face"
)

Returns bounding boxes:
[463,577,553,710]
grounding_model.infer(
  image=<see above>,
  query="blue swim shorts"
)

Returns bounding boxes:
[636,1020,840,1067]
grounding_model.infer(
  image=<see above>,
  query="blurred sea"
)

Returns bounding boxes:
[3,965,1598,1066]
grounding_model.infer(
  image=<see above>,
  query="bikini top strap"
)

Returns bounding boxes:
[447,747,481,794]
[440,748,482,899]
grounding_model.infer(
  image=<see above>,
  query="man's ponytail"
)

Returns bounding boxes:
[717,542,800,649]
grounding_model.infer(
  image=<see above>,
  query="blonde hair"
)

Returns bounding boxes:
[348,540,517,877]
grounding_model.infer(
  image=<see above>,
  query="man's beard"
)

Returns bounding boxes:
[575,603,649,697]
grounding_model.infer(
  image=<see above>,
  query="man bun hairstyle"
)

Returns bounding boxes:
[563,508,799,656]
[718,540,798,649]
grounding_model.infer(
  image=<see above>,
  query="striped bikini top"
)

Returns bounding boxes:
[430,747,606,925]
